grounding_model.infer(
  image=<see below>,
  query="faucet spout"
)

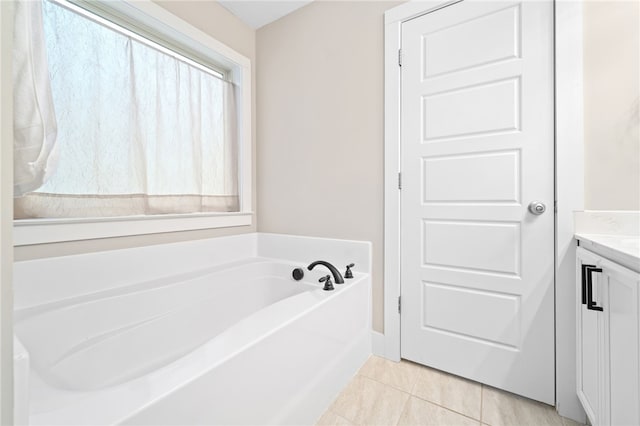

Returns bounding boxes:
[307,260,345,284]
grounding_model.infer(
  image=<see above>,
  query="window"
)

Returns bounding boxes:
[13,0,252,245]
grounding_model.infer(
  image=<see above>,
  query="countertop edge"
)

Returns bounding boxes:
[575,233,640,273]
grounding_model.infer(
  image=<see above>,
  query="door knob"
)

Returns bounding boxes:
[528,201,546,215]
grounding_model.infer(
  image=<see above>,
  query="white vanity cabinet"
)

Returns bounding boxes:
[576,246,640,426]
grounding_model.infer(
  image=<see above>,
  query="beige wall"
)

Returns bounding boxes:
[257,1,401,332]
[584,0,640,210]
[15,1,257,261]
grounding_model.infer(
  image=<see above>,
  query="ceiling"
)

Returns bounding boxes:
[218,1,314,29]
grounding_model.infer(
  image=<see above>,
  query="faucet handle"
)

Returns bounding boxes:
[319,275,334,291]
[344,263,355,279]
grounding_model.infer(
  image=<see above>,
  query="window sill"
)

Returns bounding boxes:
[13,212,253,246]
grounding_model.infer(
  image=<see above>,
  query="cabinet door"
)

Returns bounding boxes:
[604,262,640,426]
[576,249,604,425]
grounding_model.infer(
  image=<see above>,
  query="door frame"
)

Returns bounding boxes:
[382,0,585,421]
[0,1,14,424]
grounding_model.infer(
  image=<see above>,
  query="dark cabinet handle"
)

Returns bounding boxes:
[581,264,595,305]
[586,267,604,312]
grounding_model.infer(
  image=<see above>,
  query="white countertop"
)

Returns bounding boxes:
[574,211,640,272]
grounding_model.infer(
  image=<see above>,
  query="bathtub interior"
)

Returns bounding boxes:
[15,260,319,392]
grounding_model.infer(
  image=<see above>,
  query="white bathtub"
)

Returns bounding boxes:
[14,234,372,425]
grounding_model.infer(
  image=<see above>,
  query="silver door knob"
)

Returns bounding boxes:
[528,201,546,215]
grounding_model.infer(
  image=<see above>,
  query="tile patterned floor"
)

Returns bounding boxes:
[317,356,584,426]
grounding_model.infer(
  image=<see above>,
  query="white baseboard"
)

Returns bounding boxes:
[371,330,385,357]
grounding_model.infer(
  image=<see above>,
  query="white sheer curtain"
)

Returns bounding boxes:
[14,0,239,219]
[13,0,58,197]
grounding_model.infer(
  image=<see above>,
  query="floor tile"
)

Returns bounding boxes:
[330,375,410,425]
[397,396,480,426]
[358,355,423,393]
[482,386,564,426]
[561,416,586,426]
[315,410,353,426]
[411,367,482,420]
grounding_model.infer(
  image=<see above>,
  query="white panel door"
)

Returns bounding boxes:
[400,0,555,403]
